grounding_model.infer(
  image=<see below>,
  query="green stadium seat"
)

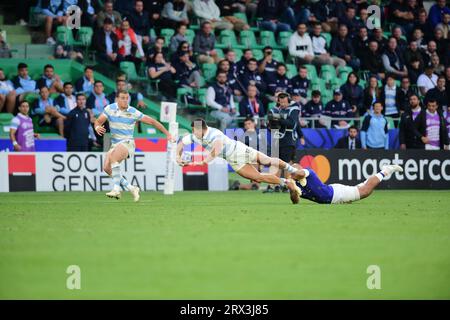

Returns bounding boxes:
[161,28,175,45]
[322,32,332,48]
[77,27,93,47]
[272,49,284,63]
[185,29,195,43]
[286,64,297,78]
[201,63,218,83]
[251,49,263,60]
[330,77,342,91]
[215,48,225,59]
[233,48,243,61]
[120,62,146,82]
[385,116,396,129]
[320,65,336,83]
[55,26,82,46]
[278,31,292,49]
[0,113,13,136]
[149,28,157,40]
[260,30,277,48]
[216,30,239,49]
[337,65,353,76]
[304,64,318,80]
[192,88,208,111]
[239,30,258,49]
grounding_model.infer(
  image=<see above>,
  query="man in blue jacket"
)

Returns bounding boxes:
[360,101,389,150]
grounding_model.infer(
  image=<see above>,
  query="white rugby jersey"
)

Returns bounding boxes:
[102,103,143,144]
[181,127,238,158]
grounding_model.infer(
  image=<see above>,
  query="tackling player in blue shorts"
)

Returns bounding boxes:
[289,164,404,204]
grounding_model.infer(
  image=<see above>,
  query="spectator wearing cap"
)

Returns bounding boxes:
[54,82,77,116]
[36,64,64,93]
[335,126,361,149]
[417,63,438,96]
[207,71,237,131]
[360,101,389,150]
[382,37,408,80]
[64,94,94,152]
[11,63,38,101]
[75,66,95,95]
[323,89,354,128]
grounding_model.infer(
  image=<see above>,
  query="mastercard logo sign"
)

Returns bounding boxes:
[299,155,331,183]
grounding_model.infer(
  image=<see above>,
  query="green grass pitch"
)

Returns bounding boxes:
[1,190,449,299]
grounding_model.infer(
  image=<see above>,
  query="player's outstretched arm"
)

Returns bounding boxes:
[176,140,187,166]
[94,114,108,136]
[140,115,174,142]
[198,140,223,165]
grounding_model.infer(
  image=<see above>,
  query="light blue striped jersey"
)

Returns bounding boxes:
[102,103,143,144]
[181,127,238,158]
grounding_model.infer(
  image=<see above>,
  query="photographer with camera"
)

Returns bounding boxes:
[265,93,305,193]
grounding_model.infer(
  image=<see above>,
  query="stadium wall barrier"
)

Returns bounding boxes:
[296,149,450,189]
[0,152,229,193]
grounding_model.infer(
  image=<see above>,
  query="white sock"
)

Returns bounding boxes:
[375,172,385,182]
[120,176,130,191]
[285,164,298,174]
[111,163,122,191]
[279,178,287,187]
[302,169,310,178]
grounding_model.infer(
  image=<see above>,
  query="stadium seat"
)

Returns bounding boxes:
[278,31,292,49]
[320,64,336,83]
[272,49,284,63]
[160,28,175,45]
[304,64,318,80]
[259,31,277,48]
[322,32,332,48]
[234,48,243,61]
[201,63,218,83]
[385,116,396,129]
[120,62,146,82]
[330,77,342,91]
[286,64,297,78]
[216,30,239,49]
[239,30,258,49]
[185,29,195,44]
[251,49,263,60]
[77,27,94,47]
[0,113,13,136]
[215,48,225,59]
[55,26,82,46]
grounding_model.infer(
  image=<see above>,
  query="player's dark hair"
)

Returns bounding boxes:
[94,80,104,86]
[63,82,73,87]
[348,125,358,132]
[76,93,86,99]
[311,90,321,97]
[191,118,207,130]
[84,66,93,72]
[44,64,54,70]
[18,62,27,70]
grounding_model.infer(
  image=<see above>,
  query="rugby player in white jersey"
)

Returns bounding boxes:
[94,90,174,201]
[176,119,302,199]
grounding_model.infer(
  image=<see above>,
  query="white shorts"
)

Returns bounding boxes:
[108,139,136,158]
[226,141,258,172]
[330,184,361,204]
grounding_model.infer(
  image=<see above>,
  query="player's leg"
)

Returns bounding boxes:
[255,151,298,176]
[236,163,301,203]
[357,165,403,200]
[105,144,129,199]
[104,149,139,200]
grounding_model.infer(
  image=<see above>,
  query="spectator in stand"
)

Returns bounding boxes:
[115,19,145,70]
[436,13,450,39]
[161,0,189,29]
[78,0,102,27]
[353,27,370,67]
[313,0,339,33]
[225,49,238,75]
[363,75,382,114]
[361,41,385,80]
[335,125,361,149]
[0,31,12,58]
[338,4,360,38]
[9,101,38,152]
[446,66,450,99]
[422,40,439,66]
[36,64,64,93]
[425,75,448,112]
[310,22,345,68]
[417,63,438,96]
[193,21,219,64]
[330,24,359,70]
[0,68,16,113]
[360,101,389,150]
[216,0,246,17]
[169,23,191,54]
[207,71,237,131]
[389,0,414,33]
[340,72,364,116]
[114,0,134,15]
[396,77,415,114]
[432,28,447,61]
[380,75,400,120]
[75,66,95,95]
[54,82,77,116]
[399,94,424,149]
[382,37,408,80]
[408,57,423,85]
[217,59,239,95]
[93,18,122,65]
[288,23,314,66]
[257,0,291,33]
[40,0,67,45]
[97,0,122,29]
[428,0,450,29]
[444,105,450,142]
[302,90,325,128]
[107,80,146,108]
[258,46,279,87]
[193,0,248,31]
[144,0,164,27]
[414,8,433,37]
[430,53,445,75]
[11,63,38,101]
[323,89,354,129]
[238,58,267,98]
[87,80,110,117]
[239,84,266,119]
[370,28,388,53]
[64,94,94,151]
[266,64,291,101]
[289,65,309,106]
[391,26,408,53]
[32,86,65,136]
[404,40,425,71]
[411,28,427,50]
[127,0,151,47]
[415,98,450,150]
[172,51,202,89]
[148,52,177,99]
[146,36,169,61]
